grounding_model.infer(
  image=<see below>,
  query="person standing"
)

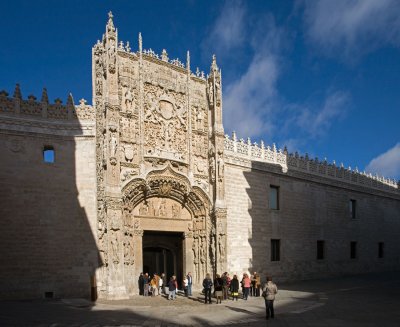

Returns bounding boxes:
[243,273,251,300]
[262,276,278,320]
[168,276,177,300]
[229,274,239,301]
[251,272,257,296]
[214,274,223,304]
[202,273,213,304]
[255,272,261,297]
[150,274,158,296]
[143,273,150,297]
[158,274,163,296]
[138,272,144,296]
[221,272,229,300]
[161,273,167,294]
[183,275,189,297]
[187,272,193,296]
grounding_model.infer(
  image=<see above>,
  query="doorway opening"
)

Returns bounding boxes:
[142,231,184,287]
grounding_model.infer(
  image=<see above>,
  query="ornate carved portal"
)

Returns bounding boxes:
[122,165,213,286]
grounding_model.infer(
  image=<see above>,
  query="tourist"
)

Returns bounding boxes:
[158,274,163,295]
[251,272,257,296]
[262,276,278,320]
[150,274,158,296]
[138,272,144,296]
[183,275,189,297]
[202,273,213,304]
[214,274,223,304]
[187,272,193,296]
[161,273,167,294]
[242,273,251,300]
[168,276,177,300]
[229,274,239,301]
[221,272,229,300]
[143,273,150,297]
[240,273,245,298]
[255,272,261,296]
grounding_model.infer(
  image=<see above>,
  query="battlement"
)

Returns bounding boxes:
[0,84,94,121]
[224,132,399,194]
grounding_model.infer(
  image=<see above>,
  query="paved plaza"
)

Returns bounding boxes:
[1,271,399,327]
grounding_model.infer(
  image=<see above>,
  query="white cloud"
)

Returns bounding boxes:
[202,1,246,56]
[303,0,400,58]
[365,143,400,180]
[206,2,350,144]
[294,91,350,138]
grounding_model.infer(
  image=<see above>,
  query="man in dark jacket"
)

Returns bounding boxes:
[202,273,213,304]
[138,272,144,295]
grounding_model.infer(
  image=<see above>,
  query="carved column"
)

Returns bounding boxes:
[183,231,194,287]
[215,207,227,274]
[132,228,143,294]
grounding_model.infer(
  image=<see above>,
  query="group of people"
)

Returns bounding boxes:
[138,272,193,300]
[138,271,277,320]
[202,272,278,319]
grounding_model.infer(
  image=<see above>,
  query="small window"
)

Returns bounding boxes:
[378,242,384,258]
[317,240,325,260]
[271,239,280,261]
[349,199,356,219]
[269,185,279,210]
[350,241,357,259]
[43,146,55,163]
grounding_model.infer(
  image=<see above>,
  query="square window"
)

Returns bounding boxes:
[43,146,55,163]
[269,185,279,210]
[349,199,356,219]
[271,239,280,261]
[350,241,357,259]
[378,242,384,258]
[317,240,325,260]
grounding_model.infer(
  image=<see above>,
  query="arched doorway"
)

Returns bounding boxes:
[121,165,217,294]
[142,231,183,284]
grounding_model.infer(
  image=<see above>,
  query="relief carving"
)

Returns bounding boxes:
[144,84,187,161]
[110,230,119,264]
[135,198,189,220]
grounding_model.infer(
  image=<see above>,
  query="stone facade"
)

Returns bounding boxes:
[0,13,399,300]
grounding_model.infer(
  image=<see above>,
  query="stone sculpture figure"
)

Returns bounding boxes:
[111,231,119,264]
[110,133,117,158]
[124,87,133,111]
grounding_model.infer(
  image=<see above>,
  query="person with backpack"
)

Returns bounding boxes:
[202,273,213,304]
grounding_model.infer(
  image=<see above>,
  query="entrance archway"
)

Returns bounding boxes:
[143,231,183,284]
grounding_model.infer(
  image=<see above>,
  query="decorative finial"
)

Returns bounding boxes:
[186,50,190,72]
[13,83,22,99]
[41,88,48,103]
[161,49,168,61]
[67,93,74,106]
[125,41,131,52]
[106,11,115,32]
[211,54,218,71]
[139,32,142,53]
[79,98,87,105]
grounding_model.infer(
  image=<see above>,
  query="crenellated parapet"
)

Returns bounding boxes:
[0,85,95,121]
[224,132,399,194]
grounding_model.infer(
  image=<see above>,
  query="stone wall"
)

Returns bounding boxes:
[0,94,98,299]
[225,159,400,282]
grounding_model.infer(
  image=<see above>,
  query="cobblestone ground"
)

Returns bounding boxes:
[1,271,399,326]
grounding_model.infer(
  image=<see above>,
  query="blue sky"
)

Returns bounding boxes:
[0,0,399,180]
